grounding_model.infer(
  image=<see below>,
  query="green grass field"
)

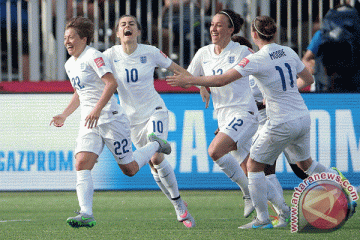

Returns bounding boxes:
[0,190,358,240]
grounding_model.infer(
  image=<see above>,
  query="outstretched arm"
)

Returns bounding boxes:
[166,68,242,88]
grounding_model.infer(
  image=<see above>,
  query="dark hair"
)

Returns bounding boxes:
[231,35,253,49]
[66,17,94,45]
[116,15,142,32]
[217,9,244,35]
[252,16,276,41]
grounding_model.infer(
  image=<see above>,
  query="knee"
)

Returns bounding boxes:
[150,153,164,166]
[122,168,137,177]
[208,147,221,161]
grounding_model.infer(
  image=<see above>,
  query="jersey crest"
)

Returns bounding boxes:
[140,56,147,63]
[229,56,235,64]
[239,58,250,68]
[94,57,105,68]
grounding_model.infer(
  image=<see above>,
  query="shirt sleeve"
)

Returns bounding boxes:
[153,47,173,69]
[307,30,322,56]
[187,49,204,77]
[88,51,113,78]
[233,53,258,78]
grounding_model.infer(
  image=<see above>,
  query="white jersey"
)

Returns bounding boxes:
[65,46,123,125]
[234,43,309,125]
[103,44,172,125]
[187,41,257,115]
[249,75,263,102]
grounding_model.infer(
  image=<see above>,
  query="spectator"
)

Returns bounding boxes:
[162,0,221,67]
[0,0,29,81]
[302,3,360,93]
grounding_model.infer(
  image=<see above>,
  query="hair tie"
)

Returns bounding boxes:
[219,11,234,27]
[253,17,274,37]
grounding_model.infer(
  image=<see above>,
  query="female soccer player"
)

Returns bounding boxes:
[181,9,260,218]
[50,17,170,228]
[167,15,340,229]
[103,15,195,228]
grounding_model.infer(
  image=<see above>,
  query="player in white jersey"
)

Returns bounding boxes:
[182,9,260,218]
[103,15,195,228]
[50,17,171,228]
[167,15,342,229]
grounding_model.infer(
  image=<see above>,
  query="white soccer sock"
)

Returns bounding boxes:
[266,177,289,215]
[133,142,158,169]
[151,168,172,201]
[305,161,337,176]
[248,171,269,222]
[266,174,283,196]
[216,153,250,196]
[76,170,93,216]
[154,160,180,199]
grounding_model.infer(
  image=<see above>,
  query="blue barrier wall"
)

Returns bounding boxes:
[92,93,360,190]
[0,93,359,190]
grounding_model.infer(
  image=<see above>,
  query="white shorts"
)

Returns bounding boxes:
[75,118,134,165]
[250,114,311,165]
[217,107,259,163]
[130,109,169,149]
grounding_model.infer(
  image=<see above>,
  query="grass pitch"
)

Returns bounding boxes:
[0,190,358,240]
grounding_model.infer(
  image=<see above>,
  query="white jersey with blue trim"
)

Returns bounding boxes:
[234,43,309,125]
[104,44,172,124]
[65,46,122,125]
[187,41,257,115]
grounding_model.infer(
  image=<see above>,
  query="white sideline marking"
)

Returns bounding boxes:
[0,219,31,223]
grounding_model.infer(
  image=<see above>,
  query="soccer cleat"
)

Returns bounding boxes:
[238,217,273,229]
[331,167,352,196]
[174,200,190,222]
[148,133,171,155]
[182,214,196,228]
[243,195,255,218]
[66,212,96,228]
[274,210,290,228]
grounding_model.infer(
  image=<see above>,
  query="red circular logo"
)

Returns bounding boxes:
[301,182,348,230]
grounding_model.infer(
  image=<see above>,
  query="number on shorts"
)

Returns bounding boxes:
[152,120,163,133]
[114,139,129,156]
[228,117,243,131]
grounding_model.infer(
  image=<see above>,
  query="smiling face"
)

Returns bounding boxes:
[210,13,234,46]
[116,16,141,44]
[64,28,87,58]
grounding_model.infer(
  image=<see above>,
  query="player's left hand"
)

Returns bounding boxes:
[85,108,101,128]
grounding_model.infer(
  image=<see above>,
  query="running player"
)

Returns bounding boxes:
[167,15,341,229]
[50,17,171,228]
[183,9,260,218]
[103,15,195,228]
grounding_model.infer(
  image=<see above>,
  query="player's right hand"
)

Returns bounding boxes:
[50,114,66,127]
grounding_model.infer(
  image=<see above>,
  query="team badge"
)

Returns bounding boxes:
[94,57,105,68]
[80,63,86,71]
[239,58,250,68]
[140,56,147,63]
[229,56,235,64]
